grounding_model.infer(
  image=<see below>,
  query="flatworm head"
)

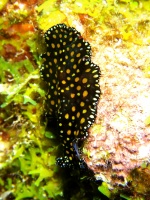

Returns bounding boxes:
[40,24,100,168]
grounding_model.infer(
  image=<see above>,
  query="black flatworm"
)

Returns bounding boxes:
[40,24,100,168]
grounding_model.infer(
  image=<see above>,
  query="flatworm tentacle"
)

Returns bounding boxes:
[40,24,100,168]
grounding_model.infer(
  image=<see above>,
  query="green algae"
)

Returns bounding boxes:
[98,182,111,198]
[0,0,8,11]
[36,0,66,31]
[0,2,63,199]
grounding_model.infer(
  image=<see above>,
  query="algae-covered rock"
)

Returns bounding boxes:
[0,1,63,199]
[0,0,150,199]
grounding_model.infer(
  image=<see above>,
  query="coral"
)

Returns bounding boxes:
[83,20,150,199]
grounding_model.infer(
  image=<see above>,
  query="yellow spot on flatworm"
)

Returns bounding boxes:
[85,68,90,72]
[54,91,57,95]
[82,78,88,83]
[65,113,69,119]
[67,77,71,80]
[47,52,50,56]
[67,130,71,135]
[70,93,75,98]
[85,61,89,65]
[82,109,87,114]
[70,84,74,87]
[73,64,77,69]
[76,53,81,57]
[83,90,88,97]
[68,122,72,126]
[58,99,60,104]
[72,116,75,120]
[93,74,99,78]
[62,80,66,84]
[49,61,52,66]
[76,85,81,91]
[66,69,70,74]
[80,102,85,107]
[75,77,79,82]
[52,79,56,84]
[77,112,80,118]
[74,130,79,136]
[78,59,81,64]
[51,43,55,48]
[54,58,57,64]
[65,86,69,90]
[80,118,85,124]
[70,51,74,56]
[72,106,76,112]
[65,55,68,59]
[50,100,55,105]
